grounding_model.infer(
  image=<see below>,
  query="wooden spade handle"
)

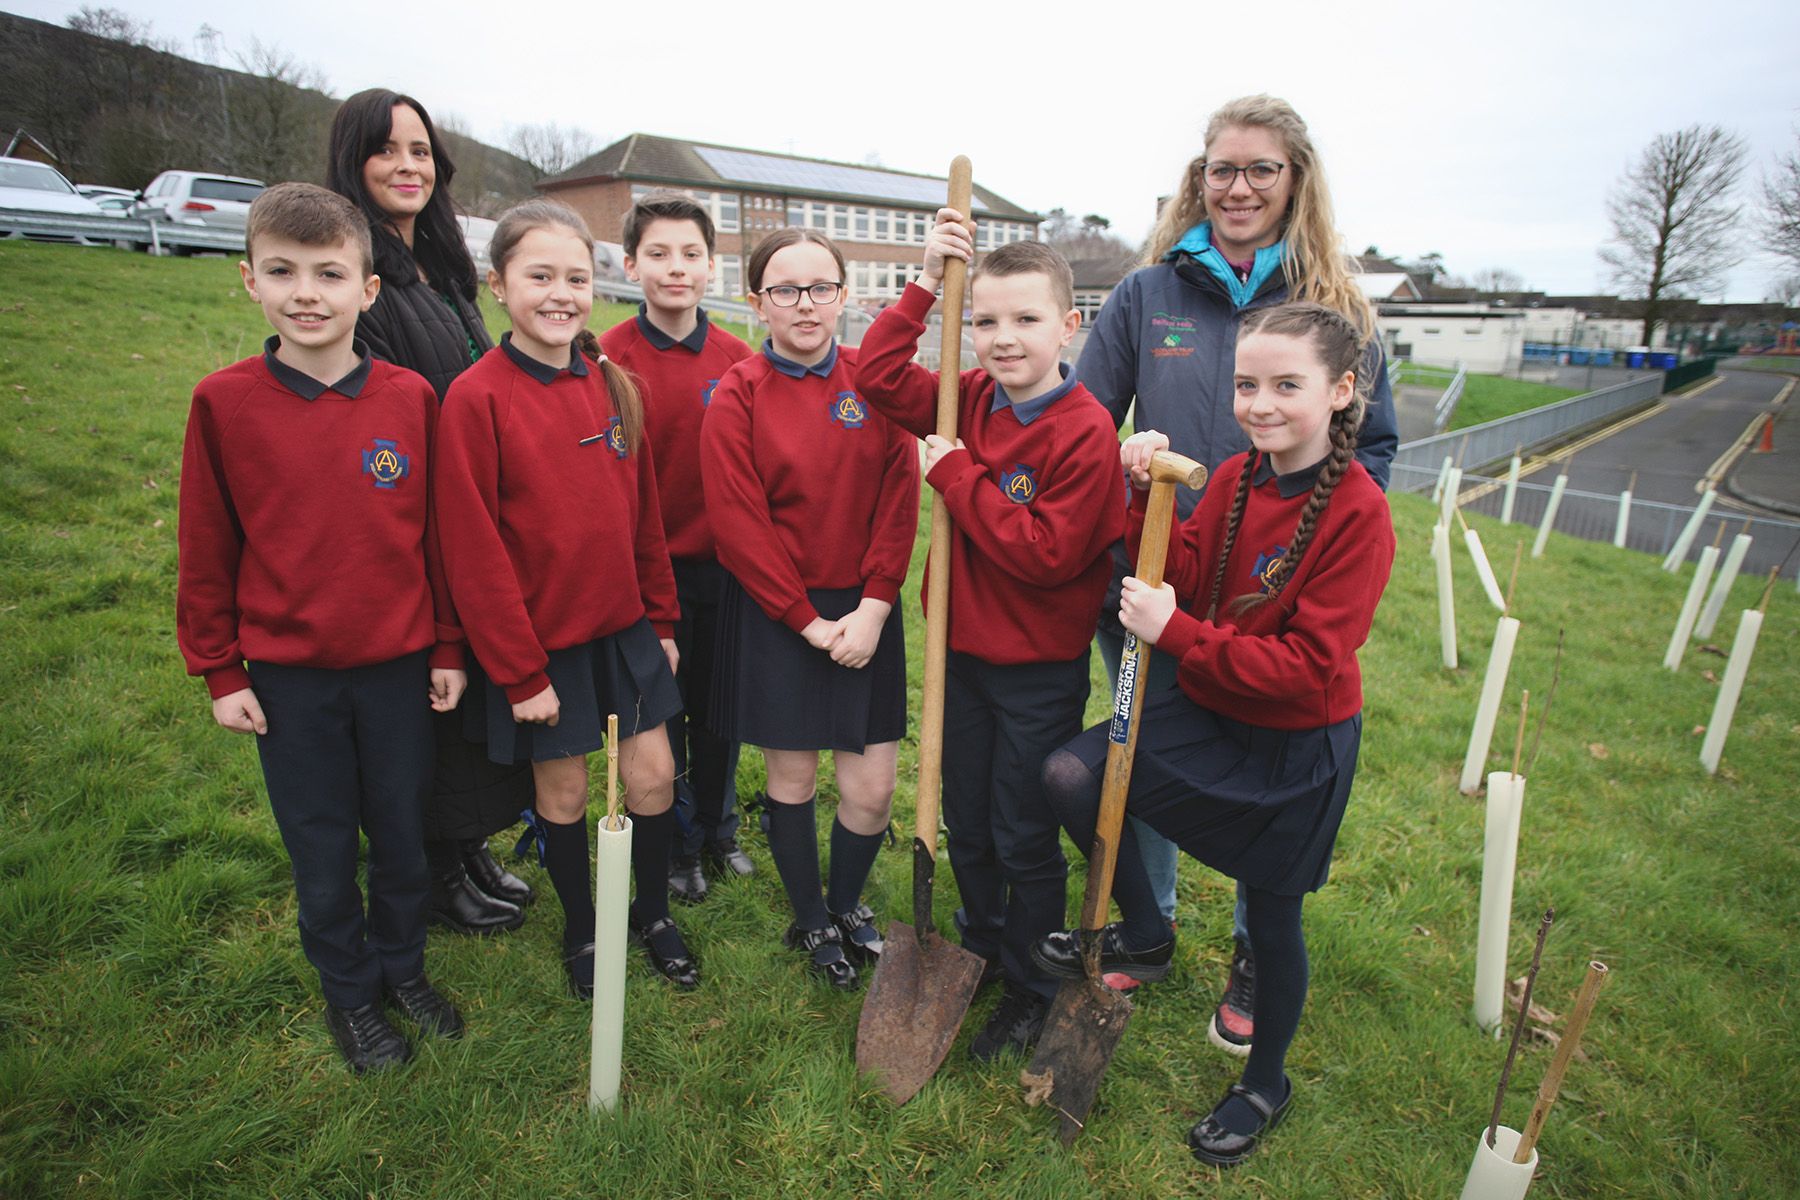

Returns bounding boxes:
[910,156,972,934]
[1079,450,1205,937]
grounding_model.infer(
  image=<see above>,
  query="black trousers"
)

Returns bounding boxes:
[670,557,740,853]
[249,650,432,1008]
[942,649,1089,999]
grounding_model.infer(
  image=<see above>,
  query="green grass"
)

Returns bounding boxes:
[1448,374,1582,430]
[3,239,1798,1197]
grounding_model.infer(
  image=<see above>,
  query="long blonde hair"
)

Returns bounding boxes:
[1144,95,1372,336]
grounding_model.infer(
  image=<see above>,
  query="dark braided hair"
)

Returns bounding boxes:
[1204,302,1370,618]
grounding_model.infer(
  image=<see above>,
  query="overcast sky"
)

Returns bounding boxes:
[11,0,1797,301]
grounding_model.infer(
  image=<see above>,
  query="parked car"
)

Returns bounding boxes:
[133,170,264,231]
[0,156,105,243]
[457,213,497,273]
[77,185,139,214]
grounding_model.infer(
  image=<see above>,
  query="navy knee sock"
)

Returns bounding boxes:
[825,818,884,915]
[1041,749,1168,949]
[1214,886,1306,1135]
[538,813,594,952]
[629,807,675,927]
[765,795,829,930]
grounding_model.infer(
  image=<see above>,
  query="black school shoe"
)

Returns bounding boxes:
[1187,1075,1293,1167]
[463,839,534,907]
[1031,922,1175,983]
[704,837,755,879]
[385,973,465,1039]
[324,1001,412,1073]
[828,902,884,966]
[668,853,709,905]
[782,922,858,991]
[565,942,596,1000]
[630,912,701,991]
[430,866,526,935]
[969,983,1050,1062]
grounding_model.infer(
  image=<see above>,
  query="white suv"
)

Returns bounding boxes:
[134,171,265,230]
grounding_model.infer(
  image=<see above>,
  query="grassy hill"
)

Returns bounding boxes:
[2,241,1796,1198]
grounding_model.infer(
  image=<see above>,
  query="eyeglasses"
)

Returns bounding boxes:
[1199,161,1287,191]
[758,282,844,307]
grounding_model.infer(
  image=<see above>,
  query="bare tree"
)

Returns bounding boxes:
[1758,130,1800,282]
[1472,267,1526,294]
[229,38,330,182]
[507,122,598,180]
[1600,125,1746,346]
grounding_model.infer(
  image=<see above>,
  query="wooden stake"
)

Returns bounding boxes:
[1504,541,1525,615]
[1514,961,1610,1162]
[1510,690,1530,780]
[1487,908,1555,1148]
[1710,520,1727,550]
[1457,433,1471,467]
[1455,504,1471,533]
[604,712,620,829]
[1760,565,1780,614]
[1626,470,1638,492]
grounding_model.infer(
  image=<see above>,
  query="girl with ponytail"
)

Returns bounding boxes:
[1032,302,1395,1169]
[433,199,699,999]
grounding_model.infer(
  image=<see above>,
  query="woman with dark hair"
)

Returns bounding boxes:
[326,87,533,935]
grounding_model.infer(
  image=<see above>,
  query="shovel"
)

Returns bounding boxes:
[855,156,986,1104]
[1021,448,1205,1144]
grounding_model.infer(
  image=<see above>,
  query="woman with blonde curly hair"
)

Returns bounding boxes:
[1076,92,1397,1058]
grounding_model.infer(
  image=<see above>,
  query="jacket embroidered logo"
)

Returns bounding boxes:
[605,415,628,459]
[362,438,410,489]
[1001,463,1038,504]
[1252,544,1289,594]
[829,391,867,430]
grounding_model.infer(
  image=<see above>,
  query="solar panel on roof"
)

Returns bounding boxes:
[694,147,950,207]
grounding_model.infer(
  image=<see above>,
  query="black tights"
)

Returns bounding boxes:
[1041,748,1307,1111]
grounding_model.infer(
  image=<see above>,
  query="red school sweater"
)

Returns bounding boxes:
[1129,452,1395,730]
[176,350,459,699]
[433,342,679,704]
[700,344,920,632]
[600,310,752,561]
[856,283,1126,664]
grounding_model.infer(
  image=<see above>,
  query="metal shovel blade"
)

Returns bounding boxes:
[1020,975,1134,1145]
[855,921,985,1104]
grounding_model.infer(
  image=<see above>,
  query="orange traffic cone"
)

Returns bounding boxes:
[1752,413,1775,454]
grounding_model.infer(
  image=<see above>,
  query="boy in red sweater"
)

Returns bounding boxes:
[177,183,466,1074]
[601,193,754,904]
[856,219,1125,1058]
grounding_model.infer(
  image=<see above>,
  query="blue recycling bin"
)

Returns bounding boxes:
[1627,350,1647,368]
[1651,352,1678,369]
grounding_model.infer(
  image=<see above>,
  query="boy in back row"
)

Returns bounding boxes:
[855,215,1124,1058]
[600,195,754,906]
[176,183,466,1073]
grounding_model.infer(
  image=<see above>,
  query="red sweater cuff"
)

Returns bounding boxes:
[862,576,902,607]
[924,447,979,494]
[780,597,821,634]
[504,672,552,705]
[204,664,253,700]
[428,642,466,671]
[651,621,675,640]
[1155,609,1205,663]
[896,281,938,320]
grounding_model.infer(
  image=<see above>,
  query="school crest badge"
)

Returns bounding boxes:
[702,378,720,408]
[829,390,867,430]
[361,438,410,489]
[1252,544,1289,594]
[605,415,629,459]
[1000,463,1038,504]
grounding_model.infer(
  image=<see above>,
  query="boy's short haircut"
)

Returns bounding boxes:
[246,182,374,277]
[622,191,716,257]
[973,239,1075,313]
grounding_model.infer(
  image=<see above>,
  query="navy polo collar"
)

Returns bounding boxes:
[262,335,372,400]
[635,304,711,354]
[991,361,1076,426]
[762,338,838,378]
[501,333,589,384]
[1251,451,1329,498]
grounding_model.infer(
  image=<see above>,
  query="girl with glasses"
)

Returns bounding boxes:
[701,228,920,990]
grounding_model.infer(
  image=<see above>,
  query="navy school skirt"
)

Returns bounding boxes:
[710,575,907,753]
[466,617,683,765]
[1063,687,1361,896]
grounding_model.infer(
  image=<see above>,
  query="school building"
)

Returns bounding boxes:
[536,133,1042,305]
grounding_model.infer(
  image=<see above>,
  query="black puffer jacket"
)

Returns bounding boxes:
[359,236,492,401]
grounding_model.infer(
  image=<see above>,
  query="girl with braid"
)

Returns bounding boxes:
[1032,302,1395,1168]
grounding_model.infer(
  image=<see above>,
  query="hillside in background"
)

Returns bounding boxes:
[0,9,539,213]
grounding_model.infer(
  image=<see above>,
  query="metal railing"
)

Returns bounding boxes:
[1399,461,1800,581]
[1393,374,1665,480]
[1434,363,1468,433]
[0,208,244,253]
